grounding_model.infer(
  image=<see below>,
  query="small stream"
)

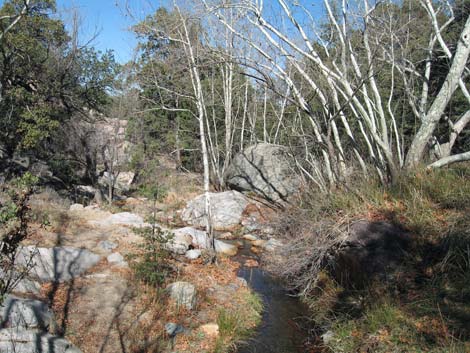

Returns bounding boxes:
[233,240,312,353]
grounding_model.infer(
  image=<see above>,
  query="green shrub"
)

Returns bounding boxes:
[0,172,38,303]
[131,225,174,287]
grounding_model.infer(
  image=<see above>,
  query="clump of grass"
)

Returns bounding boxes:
[214,291,263,353]
[269,165,470,352]
[328,296,470,353]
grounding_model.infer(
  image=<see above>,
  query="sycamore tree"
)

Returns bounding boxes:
[201,0,470,187]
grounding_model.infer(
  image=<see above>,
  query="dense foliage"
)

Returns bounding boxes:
[0,0,118,157]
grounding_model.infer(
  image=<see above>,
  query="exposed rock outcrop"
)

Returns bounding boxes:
[15,246,101,283]
[0,328,81,353]
[1,295,54,330]
[89,212,147,228]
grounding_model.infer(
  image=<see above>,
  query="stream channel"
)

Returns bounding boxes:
[233,239,312,353]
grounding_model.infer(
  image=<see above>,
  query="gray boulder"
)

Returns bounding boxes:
[98,171,135,192]
[166,282,197,310]
[16,246,101,283]
[164,230,193,255]
[1,296,54,330]
[181,191,249,229]
[12,277,42,295]
[0,328,81,353]
[165,322,184,337]
[172,227,238,256]
[225,143,301,202]
[98,240,118,252]
[107,252,128,268]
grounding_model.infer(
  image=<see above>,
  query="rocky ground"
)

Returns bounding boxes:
[0,182,280,353]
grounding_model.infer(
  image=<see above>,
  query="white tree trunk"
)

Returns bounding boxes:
[405,15,470,170]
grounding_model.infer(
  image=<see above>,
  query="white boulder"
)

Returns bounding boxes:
[181,191,249,229]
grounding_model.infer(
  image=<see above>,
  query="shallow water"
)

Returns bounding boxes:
[234,241,311,353]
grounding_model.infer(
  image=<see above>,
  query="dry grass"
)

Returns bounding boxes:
[266,166,470,352]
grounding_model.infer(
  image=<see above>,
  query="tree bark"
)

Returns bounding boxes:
[427,151,470,169]
[405,15,470,170]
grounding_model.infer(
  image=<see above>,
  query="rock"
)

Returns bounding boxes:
[243,234,259,241]
[165,322,184,337]
[236,277,248,287]
[181,191,249,230]
[117,171,135,189]
[107,252,128,268]
[69,203,84,212]
[172,227,238,256]
[235,240,244,248]
[11,153,30,169]
[1,296,54,330]
[0,328,81,353]
[98,240,118,252]
[215,241,238,256]
[98,171,135,192]
[165,230,193,255]
[91,212,147,227]
[225,143,301,202]
[12,277,41,295]
[166,281,197,310]
[76,185,98,195]
[173,227,209,248]
[244,259,259,267]
[185,249,202,260]
[199,323,219,337]
[251,239,267,247]
[16,246,101,283]
[218,232,235,240]
[321,330,335,345]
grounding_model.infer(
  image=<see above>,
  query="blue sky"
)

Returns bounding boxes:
[0,0,326,64]
[55,0,141,63]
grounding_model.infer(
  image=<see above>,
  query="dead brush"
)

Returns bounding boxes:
[266,206,354,298]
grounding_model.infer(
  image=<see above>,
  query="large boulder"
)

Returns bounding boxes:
[98,171,135,192]
[15,246,101,283]
[225,143,301,202]
[0,328,81,353]
[181,191,249,230]
[1,296,54,330]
